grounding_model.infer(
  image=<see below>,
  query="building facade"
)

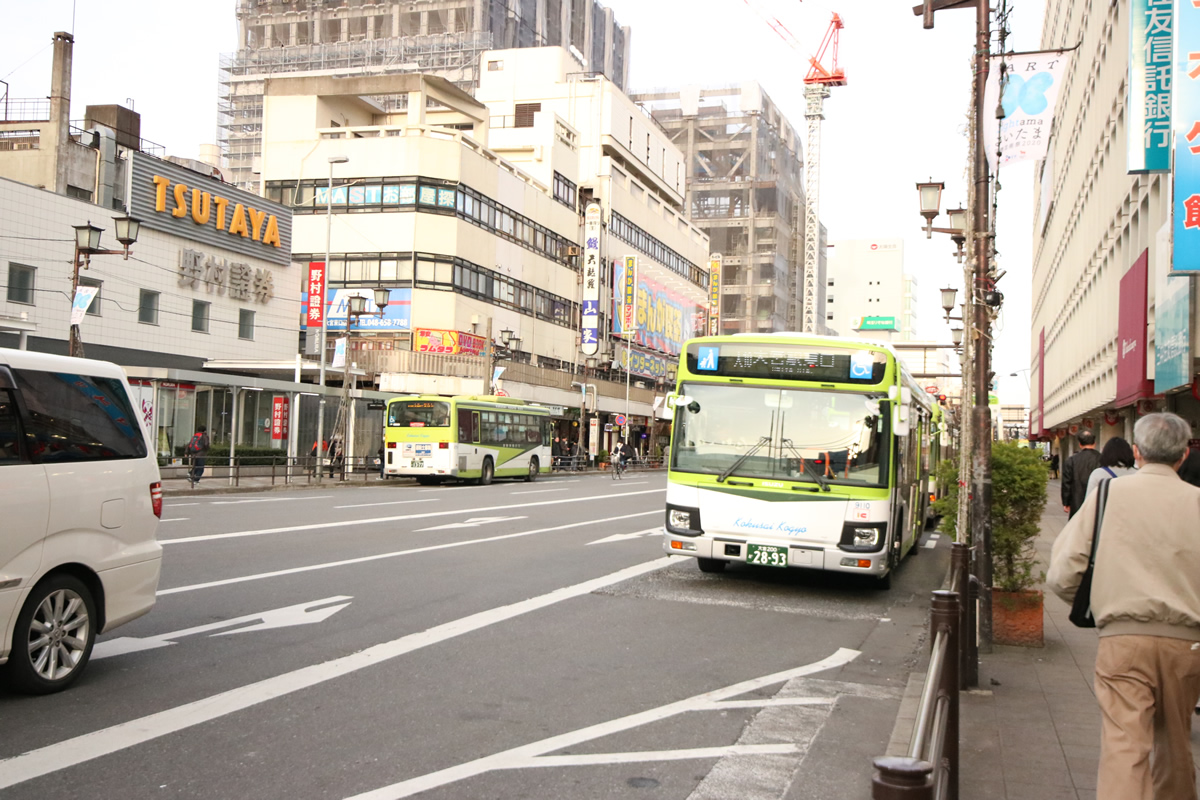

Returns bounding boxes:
[1030,0,1200,454]
[220,0,631,193]
[630,83,822,334]
[824,238,916,341]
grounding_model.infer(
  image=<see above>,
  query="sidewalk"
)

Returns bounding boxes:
[957,478,1200,799]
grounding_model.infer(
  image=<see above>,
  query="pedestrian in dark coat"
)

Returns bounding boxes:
[1061,429,1101,518]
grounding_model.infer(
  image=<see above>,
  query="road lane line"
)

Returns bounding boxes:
[342,648,860,799]
[160,488,666,545]
[158,519,189,523]
[210,495,333,505]
[334,499,437,510]
[521,744,799,767]
[157,511,661,595]
[0,558,675,791]
[509,489,567,495]
[164,503,199,507]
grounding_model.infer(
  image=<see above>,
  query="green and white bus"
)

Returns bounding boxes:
[383,395,553,485]
[662,334,936,589]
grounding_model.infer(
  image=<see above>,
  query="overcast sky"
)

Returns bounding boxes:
[2,0,1045,403]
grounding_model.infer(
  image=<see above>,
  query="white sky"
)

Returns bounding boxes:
[2,0,1045,403]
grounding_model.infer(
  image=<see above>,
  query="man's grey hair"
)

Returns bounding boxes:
[1133,412,1192,465]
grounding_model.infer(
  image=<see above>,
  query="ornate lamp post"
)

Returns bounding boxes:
[70,216,140,357]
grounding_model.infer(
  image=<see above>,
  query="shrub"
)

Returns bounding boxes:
[597,448,609,465]
[174,445,287,466]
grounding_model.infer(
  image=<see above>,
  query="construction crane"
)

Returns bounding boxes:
[801,13,846,333]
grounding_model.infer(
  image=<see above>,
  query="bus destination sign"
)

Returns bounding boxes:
[686,342,887,384]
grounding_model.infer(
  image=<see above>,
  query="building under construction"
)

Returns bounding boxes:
[219,0,630,192]
[630,83,824,334]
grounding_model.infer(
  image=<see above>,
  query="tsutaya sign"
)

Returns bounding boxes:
[129,152,292,266]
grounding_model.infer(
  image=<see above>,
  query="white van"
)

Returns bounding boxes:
[0,349,163,693]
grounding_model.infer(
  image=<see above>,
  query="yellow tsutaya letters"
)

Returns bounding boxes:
[172,183,189,218]
[191,189,212,225]
[247,207,266,241]
[228,203,249,238]
[153,175,170,212]
[261,215,281,248]
[214,196,230,231]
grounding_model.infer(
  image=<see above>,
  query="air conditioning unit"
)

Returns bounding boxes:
[567,246,581,256]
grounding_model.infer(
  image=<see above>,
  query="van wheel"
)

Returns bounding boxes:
[479,458,494,486]
[526,457,539,482]
[4,575,97,694]
[697,558,726,574]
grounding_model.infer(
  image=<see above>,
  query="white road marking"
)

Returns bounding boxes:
[333,499,437,510]
[158,519,189,523]
[610,480,648,486]
[163,503,199,507]
[342,648,860,800]
[415,516,526,532]
[157,511,661,596]
[924,533,941,549]
[93,597,352,659]
[161,488,666,545]
[0,559,675,791]
[210,495,333,505]
[587,527,661,545]
[523,744,799,767]
[509,488,567,495]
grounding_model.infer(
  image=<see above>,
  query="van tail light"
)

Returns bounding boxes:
[150,482,163,518]
[439,442,449,449]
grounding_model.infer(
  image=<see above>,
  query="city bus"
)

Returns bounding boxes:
[383,395,553,485]
[662,334,936,589]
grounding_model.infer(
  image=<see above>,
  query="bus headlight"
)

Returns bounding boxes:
[852,528,880,548]
[665,505,702,536]
[838,522,886,552]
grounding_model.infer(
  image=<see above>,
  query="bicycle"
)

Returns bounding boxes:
[612,456,628,480]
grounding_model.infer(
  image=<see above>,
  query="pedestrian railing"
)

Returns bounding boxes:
[872,541,975,800]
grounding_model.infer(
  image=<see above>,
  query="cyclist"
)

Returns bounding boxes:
[613,440,635,479]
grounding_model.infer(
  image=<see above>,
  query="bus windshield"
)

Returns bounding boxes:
[388,400,451,428]
[672,383,889,487]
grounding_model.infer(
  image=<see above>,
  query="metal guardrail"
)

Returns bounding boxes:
[872,542,976,799]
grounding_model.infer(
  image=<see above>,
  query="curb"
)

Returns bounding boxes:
[162,477,417,497]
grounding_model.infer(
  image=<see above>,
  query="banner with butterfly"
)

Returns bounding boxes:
[982,51,1072,173]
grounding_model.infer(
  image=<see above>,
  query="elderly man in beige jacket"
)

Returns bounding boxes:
[1048,412,1200,800]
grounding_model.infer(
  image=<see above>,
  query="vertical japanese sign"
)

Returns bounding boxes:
[306,262,326,326]
[1116,250,1154,407]
[69,286,99,325]
[271,396,290,441]
[1129,0,1173,173]
[622,256,637,337]
[707,254,722,336]
[1174,0,1200,269]
[581,203,601,356]
[983,52,1071,171]
[1156,222,1192,391]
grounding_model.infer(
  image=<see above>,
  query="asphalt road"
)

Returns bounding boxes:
[0,471,949,799]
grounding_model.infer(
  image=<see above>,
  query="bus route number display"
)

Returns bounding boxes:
[686,343,886,383]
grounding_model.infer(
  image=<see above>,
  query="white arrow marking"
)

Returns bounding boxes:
[587,527,661,545]
[415,516,526,532]
[91,596,352,660]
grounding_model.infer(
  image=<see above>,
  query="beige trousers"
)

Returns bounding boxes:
[1095,635,1200,800]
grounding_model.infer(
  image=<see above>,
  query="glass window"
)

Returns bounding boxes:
[388,400,451,427]
[192,300,210,333]
[0,389,24,464]
[435,260,453,287]
[671,384,888,487]
[7,263,34,304]
[380,259,399,281]
[79,277,102,316]
[12,370,148,462]
[138,289,160,324]
[239,308,255,340]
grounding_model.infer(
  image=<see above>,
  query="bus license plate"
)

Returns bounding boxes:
[410,459,423,468]
[746,544,789,568]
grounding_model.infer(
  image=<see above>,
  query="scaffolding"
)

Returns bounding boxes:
[632,84,815,334]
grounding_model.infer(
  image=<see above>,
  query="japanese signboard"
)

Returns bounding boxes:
[616,343,671,381]
[301,288,412,331]
[581,203,601,356]
[179,248,275,304]
[1155,223,1192,392]
[413,328,487,355]
[708,254,722,336]
[610,270,703,356]
[851,316,898,331]
[271,396,290,441]
[1129,0,1173,173]
[306,263,326,326]
[1173,1,1200,269]
[983,51,1071,172]
[622,256,638,336]
[1116,250,1154,407]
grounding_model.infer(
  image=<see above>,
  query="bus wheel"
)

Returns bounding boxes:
[479,458,494,486]
[526,457,539,482]
[697,558,726,574]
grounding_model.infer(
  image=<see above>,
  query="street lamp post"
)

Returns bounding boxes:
[335,287,389,477]
[315,155,348,482]
[70,216,140,358]
[490,328,521,395]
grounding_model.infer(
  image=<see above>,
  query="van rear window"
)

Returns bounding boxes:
[13,370,148,462]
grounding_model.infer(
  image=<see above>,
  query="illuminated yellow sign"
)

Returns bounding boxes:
[152,175,282,248]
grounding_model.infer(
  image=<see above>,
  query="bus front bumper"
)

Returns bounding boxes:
[661,531,889,576]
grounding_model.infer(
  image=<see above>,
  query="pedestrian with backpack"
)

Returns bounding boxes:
[185,425,210,486]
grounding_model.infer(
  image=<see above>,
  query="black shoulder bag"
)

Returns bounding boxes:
[1068,478,1111,628]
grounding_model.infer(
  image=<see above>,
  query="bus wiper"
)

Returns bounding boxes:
[717,436,771,483]
[780,439,831,492]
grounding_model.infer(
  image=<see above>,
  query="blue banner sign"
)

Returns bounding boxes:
[301,288,412,330]
[1129,0,1173,173]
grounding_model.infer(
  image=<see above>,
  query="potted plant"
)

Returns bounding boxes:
[597,449,609,470]
[931,442,1049,646]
